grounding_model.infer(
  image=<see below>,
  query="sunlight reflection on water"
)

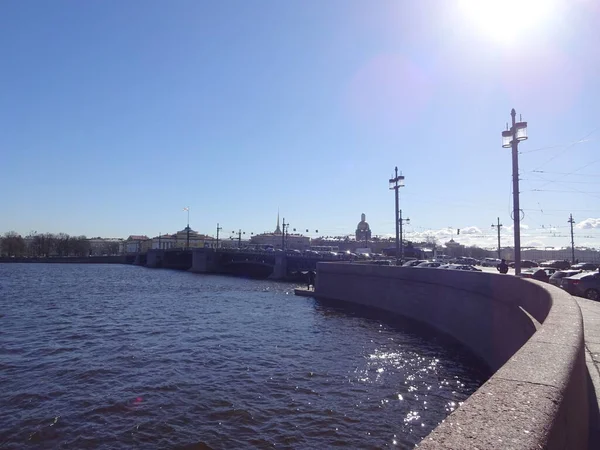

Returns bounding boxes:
[0,264,488,448]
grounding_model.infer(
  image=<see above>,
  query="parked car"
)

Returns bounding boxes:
[520,268,550,283]
[416,261,442,268]
[509,260,539,268]
[454,257,479,266]
[549,270,581,287]
[455,265,482,272]
[372,259,393,266]
[402,260,426,267]
[438,264,481,272]
[480,258,500,267]
[571,263,598,271]
[560,271,600,300]
[541,260,571,270]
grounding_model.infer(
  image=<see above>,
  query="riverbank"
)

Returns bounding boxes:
[0,256,125,264]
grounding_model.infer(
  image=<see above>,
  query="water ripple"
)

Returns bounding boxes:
[0,263,487,449]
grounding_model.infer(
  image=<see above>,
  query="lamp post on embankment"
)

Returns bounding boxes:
[501,109,528,276]
[216,223,222,249]
[492,217,503,260]
[399,210,410,261]
[568,214,576,264]
[389,167,405,264]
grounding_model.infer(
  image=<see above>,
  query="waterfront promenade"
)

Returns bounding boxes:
[577,297,600,446]
[311,262,598,449]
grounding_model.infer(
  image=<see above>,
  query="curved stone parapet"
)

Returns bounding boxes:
[314,262,588,449]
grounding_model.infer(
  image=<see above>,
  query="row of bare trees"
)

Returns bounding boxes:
[1,231,93,258]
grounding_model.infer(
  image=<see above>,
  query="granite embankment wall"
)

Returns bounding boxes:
[315,262,588,449]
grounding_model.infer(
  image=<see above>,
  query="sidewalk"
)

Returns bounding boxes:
[576,297,600,448]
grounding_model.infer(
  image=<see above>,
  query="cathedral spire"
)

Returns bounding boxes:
[275,209,281,234]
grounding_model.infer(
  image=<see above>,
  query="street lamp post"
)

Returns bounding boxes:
[568,214,575,264]
[502,109,528,275]
[389,167,405,264]
[281,219,290,250]
[492,217,503,260]
[399,210,410,261]
[216,223,222,249]
[183,207,191,250]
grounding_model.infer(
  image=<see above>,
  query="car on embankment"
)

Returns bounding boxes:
[571,262,598,271]
[519,268,552,283]
[438,264,482,272]
[480,257,500,267]
[509,260,539,268]
[548,269,581,287]
[415,261,442,268]
[402,259,427,267]
[560,271,600,301]
[541,259,571,270]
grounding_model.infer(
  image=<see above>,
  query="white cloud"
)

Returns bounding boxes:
[504,223,530,232]
[380,222,600,251]
[460,226,481,235]
[523,240,545,248]
[576,218,600,230]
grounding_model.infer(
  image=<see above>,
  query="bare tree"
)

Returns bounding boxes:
[55,233,71,257]
[1,231,25,257]
[29,233,57,257]
[71,236,91,257]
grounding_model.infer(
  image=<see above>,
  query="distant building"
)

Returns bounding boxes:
[517,247,600,263]
[355,213,372,242]
[88,238,122,256]
[444,239,465,257]
[150,227,215,250]
[121,235,151,254]
[250,213,310,250]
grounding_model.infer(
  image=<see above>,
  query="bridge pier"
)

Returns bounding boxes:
[269,254,287,280]
[146,249,164,268]
[133,253,147,266]
[190,248,218,273]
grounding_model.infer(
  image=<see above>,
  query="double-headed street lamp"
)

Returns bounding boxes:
[281,219,290,250]
[231,230,253,248]
[501,108,528,275]
[389,167,405,263]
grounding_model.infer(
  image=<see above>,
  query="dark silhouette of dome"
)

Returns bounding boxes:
[355,213,372,241]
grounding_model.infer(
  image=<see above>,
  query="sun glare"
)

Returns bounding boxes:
[459,0,556,44]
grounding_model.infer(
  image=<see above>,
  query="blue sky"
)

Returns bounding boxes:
[1,0,599,249]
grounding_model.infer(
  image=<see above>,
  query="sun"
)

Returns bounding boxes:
[458,0,556,44]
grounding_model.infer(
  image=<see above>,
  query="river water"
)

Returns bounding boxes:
[0,264,487,449]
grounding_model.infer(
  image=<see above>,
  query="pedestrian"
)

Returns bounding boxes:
[308,270,316,290]
[497,259,509,274]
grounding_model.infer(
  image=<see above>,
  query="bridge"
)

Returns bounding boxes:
[144,248,347,280]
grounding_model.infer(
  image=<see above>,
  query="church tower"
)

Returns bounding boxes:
[274,210,282,234]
